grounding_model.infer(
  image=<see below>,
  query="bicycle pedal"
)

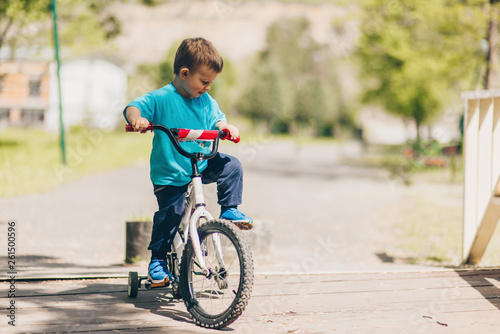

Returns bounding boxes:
[150,279,170,288]
[233,221,254,230]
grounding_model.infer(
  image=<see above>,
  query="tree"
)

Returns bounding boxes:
[0,0,51,52]
[0,0,135,58]
[355,0,488,140]
[57,0,122,55]
[237,57,286,130]
[485,0,500,88]
[208,58,238,116]
[237,17,348,136]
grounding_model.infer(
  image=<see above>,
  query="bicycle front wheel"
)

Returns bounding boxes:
[180,219,253,328]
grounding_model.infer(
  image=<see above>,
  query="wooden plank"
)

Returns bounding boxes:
[13,272,500,305]
[13,270,500,300]
[16,293,499,333]
[492,98,500,193]
[464,175,500,265]
[18,290,499,326]
[477,98,493,225]
[463,98,480,259]
[236,274,500,333]
[461,89,500,100]
[11,272,500,333]
[465,196,500,265]
[255,269,500,284]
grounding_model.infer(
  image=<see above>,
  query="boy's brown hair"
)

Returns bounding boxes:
[174,37,223,75]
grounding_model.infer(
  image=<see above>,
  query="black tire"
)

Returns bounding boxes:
[168,246,182,299]
[127,271,139,298]
[180,219,253,329]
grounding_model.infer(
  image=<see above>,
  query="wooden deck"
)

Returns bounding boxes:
[4,269,500,333]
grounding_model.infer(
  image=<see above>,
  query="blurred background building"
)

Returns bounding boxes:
[0,61,50,128]
[0,59,126,130]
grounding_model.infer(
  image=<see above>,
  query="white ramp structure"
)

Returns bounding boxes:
[462,90,500,265]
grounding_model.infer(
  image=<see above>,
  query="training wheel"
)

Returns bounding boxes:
[127,271,139,298]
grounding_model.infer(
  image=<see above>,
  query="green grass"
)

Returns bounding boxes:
[393,196,500,267]
[0,128,152,197]
[394,197,463,265]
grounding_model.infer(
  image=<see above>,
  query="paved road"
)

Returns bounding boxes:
[0,139,462,277]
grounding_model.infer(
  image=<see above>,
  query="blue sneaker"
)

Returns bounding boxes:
[148,258,173,284]
[220,207,254,230]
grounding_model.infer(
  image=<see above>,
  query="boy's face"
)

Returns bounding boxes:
[179,65,220,99]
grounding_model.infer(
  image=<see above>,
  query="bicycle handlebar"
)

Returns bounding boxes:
[125,124,240,143]
[126,123,240,162]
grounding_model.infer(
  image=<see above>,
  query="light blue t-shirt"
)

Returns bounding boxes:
[124,83,227,186]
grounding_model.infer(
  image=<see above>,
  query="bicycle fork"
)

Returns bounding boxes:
[189,175,227,278]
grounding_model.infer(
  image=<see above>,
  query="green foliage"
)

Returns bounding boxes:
[137,42,178,89]
[0,0,127,58]
[409,138,442,158]
[355,0,488,137]
[0,0,51,52]
[237,17,353,137]
[58,0,122,54]
[237,57,286,130]
[207,59,237,115]
[140,0,163,6]
[379,137,457,185]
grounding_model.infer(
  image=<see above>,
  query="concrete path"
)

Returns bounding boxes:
[0,139,463,279]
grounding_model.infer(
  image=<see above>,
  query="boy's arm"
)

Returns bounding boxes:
[125,106,150,131]
[216,121,239,141]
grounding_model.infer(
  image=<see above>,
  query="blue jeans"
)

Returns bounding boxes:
[149,153,243,258]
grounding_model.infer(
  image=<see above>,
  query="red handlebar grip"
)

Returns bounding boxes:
[220,129,240,143]
[125,123,153,133]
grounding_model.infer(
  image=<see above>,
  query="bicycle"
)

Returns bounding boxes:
[125,123,254,329]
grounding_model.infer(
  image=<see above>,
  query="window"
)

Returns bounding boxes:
[29,77,42,97]
[21,109,44,125]
[0,109,9,122]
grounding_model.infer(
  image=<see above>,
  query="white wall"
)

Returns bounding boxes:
[47,59,127,131]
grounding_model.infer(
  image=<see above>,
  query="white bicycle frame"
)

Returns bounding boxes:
[171,175,225,277]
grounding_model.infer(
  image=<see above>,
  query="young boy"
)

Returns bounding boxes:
[124,37,252,284]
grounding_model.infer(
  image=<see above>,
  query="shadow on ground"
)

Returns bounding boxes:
[456,269,500,311]
[0,255,142,280]
[16,280,211,333]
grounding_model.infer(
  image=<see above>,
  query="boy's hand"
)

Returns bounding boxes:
[126,106,150,132]
[217,123,239,141]
[130,116,150,132]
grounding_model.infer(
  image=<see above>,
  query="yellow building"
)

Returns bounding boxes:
[0,61,51,127]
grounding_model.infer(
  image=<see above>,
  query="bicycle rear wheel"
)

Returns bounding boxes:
[180,219,253,328]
